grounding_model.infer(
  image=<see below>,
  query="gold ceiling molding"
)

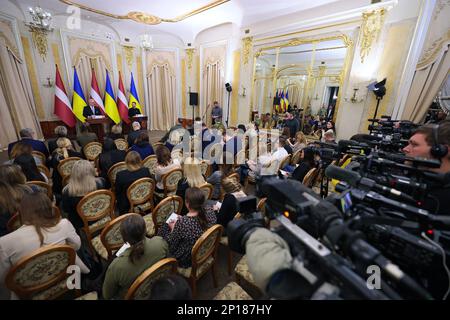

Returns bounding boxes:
[59,0,230,25]
[28,26,49,61]
[122,45,134,69]
[185,48,195,69]
[417,30,450,70]
[242,36,253,65]
[358,8,386,63]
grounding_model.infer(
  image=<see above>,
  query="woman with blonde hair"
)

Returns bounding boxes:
[154,146,181,194]
[50,137,83,196]
[176,157,206,214]
[288,131,307,154]
[115,151,151,214]
[61,160,105,230]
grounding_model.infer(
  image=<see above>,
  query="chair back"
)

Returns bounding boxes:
[57,157,82,178]
[127,178,155,214]
[83,142,103,161]
[153,142,164,150]
[291,150,302,165]
[162,168,183,195]
[171,149,183,163]
[26,181,53,200]
[152,195,183,234]
[199,160,211,177]
[191,225,223,278]
[198,183,213,200]
[114,138,128,151]
[37,164,50,179]
[302,168,319,188]
[6,213,21,233]
[100,213,138,260]
[142,155,158,176]
[278,155,291,172]
[107,161,127,187]
[125,258,177,300]
[5,244,76,300]
[31,151,46,165]
[77,189,115,238]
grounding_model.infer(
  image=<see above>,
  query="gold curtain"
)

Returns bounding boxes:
[202,61,224,127]
[75,54,109,100]
[402,44,450,122]
[0,41,43,148]
[147,64,177,130]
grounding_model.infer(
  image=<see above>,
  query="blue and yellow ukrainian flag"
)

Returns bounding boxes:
[72,67,87,122]
[280,90,285,113]
[104,71,121,124]
[285,89,290,111]
[128,73,142,113]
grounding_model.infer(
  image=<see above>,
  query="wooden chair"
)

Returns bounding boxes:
[171,149,183,163]
[94,213,139,260]
[153,142,164,150]
[114,138,128,151]
[76,189,116,256]
[127,177,155,214]
[107,161,127,189]
[291,150,302,165]
[37,164,51,179]
[5,244,78,300]
[199,160,211,178]
[142,155,158,176]
[302,167,319,188]
[62,175,70,188]
[125,258,178,300]
[148,195,183,236]
[83,142,103,161]
[57,157,82,179]
[213,281,252,300]
[31,151,46,166]
[277,154,291,172]
[154,168,183,200]
[26,181,53,200]
[198,183,213,200]
[177,224,223,298]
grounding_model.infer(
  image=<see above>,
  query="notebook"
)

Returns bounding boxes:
[166,212,179,224]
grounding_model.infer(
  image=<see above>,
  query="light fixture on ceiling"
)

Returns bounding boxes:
[139,34,154,51]
[26,6,53,31]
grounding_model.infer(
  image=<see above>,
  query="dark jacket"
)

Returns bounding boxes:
[99,149,127,181]
[127,130,144,147]
[130,142,154,160]
[83,105,102,118]
[291,162,313,183]
[128,107,141,118]
[8,138,49,158]
[50,149,84,195]
[76,132,98,149]
[115,167,151,214]
[107,133,125,141]
[284,118,300,138]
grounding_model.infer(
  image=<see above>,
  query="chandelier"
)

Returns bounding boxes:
[27,6,53,31]
[139,34,154,51]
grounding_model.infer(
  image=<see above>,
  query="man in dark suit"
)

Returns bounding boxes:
[128,101,141,118]
[83,98,103,119]
[8,128,49,158]
[127,121,144,147]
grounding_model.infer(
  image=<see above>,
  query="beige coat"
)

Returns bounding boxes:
[0,218,89,299]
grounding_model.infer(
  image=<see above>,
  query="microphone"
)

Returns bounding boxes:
[325,165,416,204]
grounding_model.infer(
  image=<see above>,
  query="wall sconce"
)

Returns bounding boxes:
[240,86,246,97]
[345,88,364,103]
[42,76,53,88]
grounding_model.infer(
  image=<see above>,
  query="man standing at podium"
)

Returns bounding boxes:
[83,98,102,119]
[211,101,222,125]
[128,101,142,118]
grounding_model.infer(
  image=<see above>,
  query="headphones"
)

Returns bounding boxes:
[430,123,448,159]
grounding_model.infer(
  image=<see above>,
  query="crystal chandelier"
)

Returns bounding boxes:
[139,34,154,51]
[27,6,53,31]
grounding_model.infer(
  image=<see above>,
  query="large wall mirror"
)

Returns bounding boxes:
[252,33,353,127]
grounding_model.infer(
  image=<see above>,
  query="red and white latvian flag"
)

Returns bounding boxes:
[117,71,130,124]
[90,68,105,115]
[54,65,76,127]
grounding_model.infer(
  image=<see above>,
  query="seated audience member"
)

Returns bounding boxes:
[149,274,192,300]
[50,138,83,196]
[223,130,243,157]
[164,129,184,152]
[14,154,47,182]
[127,121,143,147]
[115,151,151,214]
[99,138,126,182]
[157,187,216,268]
[61,160,105,230]
[154,146,181,194]
[280,134,293,154]
[322,130,336,144]
[108,124,124,141]
[102,215,168,300]
[188,117,202,136]
[291,147,317,183]
[160,118,184,144]
[176,157,206,215]
[207,164,234,200]
[237,124,246,133]
[76,124,98,150]
[216,178,247,231]
[0,191,89,299]
[288,131,307,154]
[48,125,68,154]
[8,128,49,159]
[0,179,31,237]
[272,135,289,162]
[130,132,155,160]
[6,142,42,166]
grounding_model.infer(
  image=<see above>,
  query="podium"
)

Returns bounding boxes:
[86,117,112,143]
[124,115,148,134]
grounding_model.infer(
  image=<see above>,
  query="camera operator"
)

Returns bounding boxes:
[402,120,450,215]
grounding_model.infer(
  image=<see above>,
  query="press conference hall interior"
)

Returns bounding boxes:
[0,0,449,302]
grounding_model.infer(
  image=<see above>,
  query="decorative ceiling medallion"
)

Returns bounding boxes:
[59,0,230,25]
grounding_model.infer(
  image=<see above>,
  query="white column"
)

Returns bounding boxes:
[391,0,437,120]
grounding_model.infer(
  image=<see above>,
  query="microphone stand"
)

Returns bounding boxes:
[226,90,231,127]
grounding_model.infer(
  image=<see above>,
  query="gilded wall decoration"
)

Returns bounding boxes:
[358,8,386,63]
[28,26,49,61]
[185,48,195,69]
[417,30,450,69]
[242,37,253,65]
[122,45,134,69]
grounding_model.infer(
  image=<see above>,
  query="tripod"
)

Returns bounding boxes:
[226,90,231,127]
